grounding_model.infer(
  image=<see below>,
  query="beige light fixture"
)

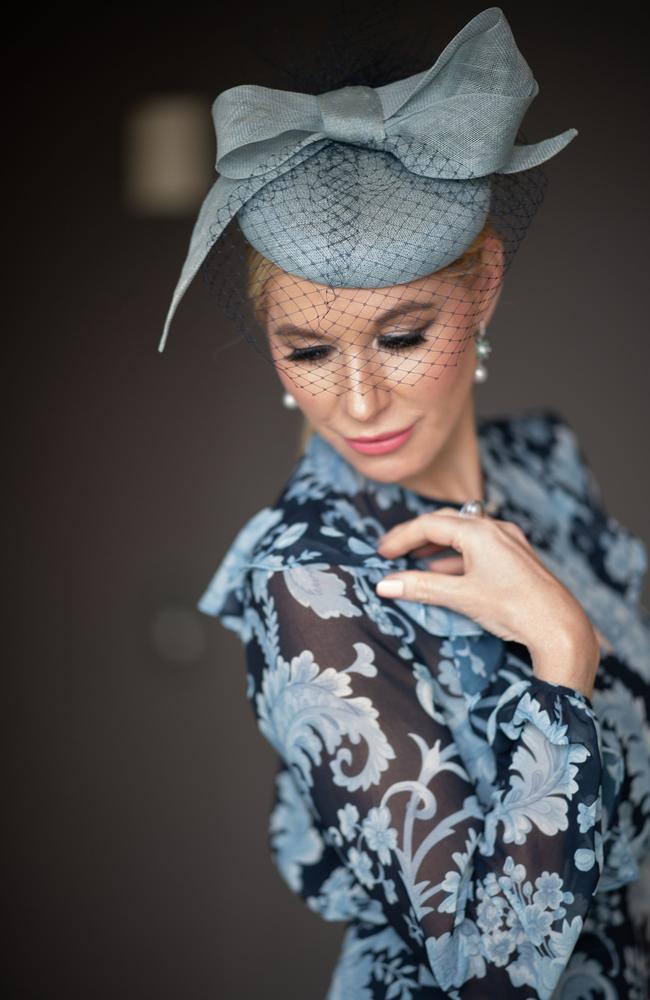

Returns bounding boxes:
[123,94,213,216]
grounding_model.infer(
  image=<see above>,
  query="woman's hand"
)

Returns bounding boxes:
[375,507,601,698]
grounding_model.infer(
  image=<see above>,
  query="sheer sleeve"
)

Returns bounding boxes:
[242,562,604,997]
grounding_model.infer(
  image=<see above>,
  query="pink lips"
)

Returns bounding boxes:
[345,423,416,455]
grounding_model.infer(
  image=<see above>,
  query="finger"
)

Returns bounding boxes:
[376,569,464,606]
[410,541,454,558]
[378,506,461,550]
[377,509,477,558]
[427,554,465,574]
[377,508,464,555]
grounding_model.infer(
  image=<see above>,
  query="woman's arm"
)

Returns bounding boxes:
[243,563,603,998]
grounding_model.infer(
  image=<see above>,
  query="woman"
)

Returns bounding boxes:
[158,8,650,997]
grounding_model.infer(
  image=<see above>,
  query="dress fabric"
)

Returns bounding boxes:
[197,406,650,999]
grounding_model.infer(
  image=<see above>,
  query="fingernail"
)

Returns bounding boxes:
[376,578,404,597]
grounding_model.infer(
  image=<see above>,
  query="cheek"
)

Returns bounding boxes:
[407,338,475,407]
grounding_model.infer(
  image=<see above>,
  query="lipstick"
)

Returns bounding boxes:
[345,423,416,455]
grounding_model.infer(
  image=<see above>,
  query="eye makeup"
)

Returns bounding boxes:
[284,329,429,364]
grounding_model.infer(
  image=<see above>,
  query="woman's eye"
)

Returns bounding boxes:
[379,330,428,352]
[285,330,427,364]
[285,345,331,364]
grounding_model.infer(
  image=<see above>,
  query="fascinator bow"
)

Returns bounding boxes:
[158,6,577,351]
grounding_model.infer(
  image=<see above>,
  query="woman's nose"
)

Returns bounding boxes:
[341,345,390,419]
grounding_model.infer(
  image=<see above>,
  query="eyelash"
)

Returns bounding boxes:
[284,330,428,365]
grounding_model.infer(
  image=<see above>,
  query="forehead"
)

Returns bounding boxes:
[262,267,456,328]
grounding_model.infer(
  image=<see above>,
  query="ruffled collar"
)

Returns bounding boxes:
[198,406,649,679]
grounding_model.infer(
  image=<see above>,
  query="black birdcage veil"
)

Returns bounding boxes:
[199,131,547,397]
[159,7,577,400]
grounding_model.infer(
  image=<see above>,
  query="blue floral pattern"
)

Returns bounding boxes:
[198,406,650,997]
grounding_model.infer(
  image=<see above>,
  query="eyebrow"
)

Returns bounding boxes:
[272,299,435,341]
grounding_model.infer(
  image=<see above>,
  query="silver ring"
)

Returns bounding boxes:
[459,499,486,517]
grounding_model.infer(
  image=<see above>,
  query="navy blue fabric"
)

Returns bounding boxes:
[199,406,650,997]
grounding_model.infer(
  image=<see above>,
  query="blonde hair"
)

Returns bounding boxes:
[245,220,501,457]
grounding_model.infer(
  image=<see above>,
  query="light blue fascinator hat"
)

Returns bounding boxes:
[158,6,578,364]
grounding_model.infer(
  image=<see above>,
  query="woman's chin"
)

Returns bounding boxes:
[346,449,423,483]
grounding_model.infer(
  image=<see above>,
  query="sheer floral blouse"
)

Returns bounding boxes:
[197,406,650,999]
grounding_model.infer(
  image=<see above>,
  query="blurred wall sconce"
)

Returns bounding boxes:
[123,94,214,217]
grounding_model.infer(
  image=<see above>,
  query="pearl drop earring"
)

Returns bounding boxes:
[282,391,298,409]
[474,319,491,383]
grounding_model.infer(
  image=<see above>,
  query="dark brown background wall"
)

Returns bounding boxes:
[6,4,649,998]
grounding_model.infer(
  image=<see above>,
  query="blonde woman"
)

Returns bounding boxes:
[158,8,650,997]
